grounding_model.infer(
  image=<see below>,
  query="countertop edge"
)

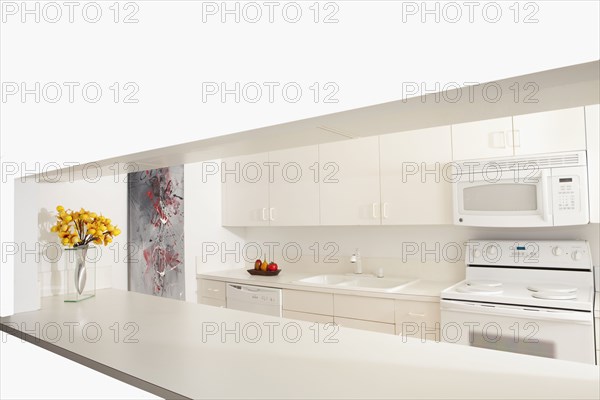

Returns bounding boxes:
[0,322,190,400]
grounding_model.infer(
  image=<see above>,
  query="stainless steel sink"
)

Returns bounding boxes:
[293,274,415,292]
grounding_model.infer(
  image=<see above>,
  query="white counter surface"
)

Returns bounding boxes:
[197,268,455,301]
[2,289,598,399]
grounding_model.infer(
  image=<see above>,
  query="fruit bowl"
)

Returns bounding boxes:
[247,269,281,276]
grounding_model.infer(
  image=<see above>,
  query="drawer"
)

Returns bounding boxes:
[198,279,226,301]
[283,289,333,315]
[334,294,395,323]
[283,310,334,324]
[199,297,226,308]
[395,299,440,341]
[334,317,395,335]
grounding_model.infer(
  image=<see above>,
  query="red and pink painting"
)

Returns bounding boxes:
[128,166,185,300]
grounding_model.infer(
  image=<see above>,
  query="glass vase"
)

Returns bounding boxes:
[64,245,96,302]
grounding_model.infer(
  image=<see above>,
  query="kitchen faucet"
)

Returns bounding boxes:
[350,249,362,274]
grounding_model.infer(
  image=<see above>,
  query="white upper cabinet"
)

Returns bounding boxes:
[222,152,270,226]
[269,145,320,226]
[451,117,514,160]
[585,104,600,223]
[319,136,381,225]
[380,126,453,225]
[513,107,586,156]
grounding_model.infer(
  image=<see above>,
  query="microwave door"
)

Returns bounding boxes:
[454,169,552,227]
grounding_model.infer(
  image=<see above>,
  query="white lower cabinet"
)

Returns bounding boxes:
[395,299,441,341]
[197,279,226,303]
[282,289,334,315]
[334,316,395,334]
[334,294,395,323]
[283,310,334,324]
[200,280,441,337]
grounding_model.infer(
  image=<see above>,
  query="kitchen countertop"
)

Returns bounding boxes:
[197,268,456,301]
[1,289,599,399]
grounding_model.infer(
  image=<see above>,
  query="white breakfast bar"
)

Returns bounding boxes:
[1,289,599,399]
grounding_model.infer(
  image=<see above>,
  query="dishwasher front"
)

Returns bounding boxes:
[226,283,282,317]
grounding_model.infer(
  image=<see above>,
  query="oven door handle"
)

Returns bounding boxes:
[441,300,592,324]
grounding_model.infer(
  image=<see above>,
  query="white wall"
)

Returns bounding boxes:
[243,224,600,284]
[184,162,246,302]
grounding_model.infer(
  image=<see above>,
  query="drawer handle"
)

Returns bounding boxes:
[208,288,220,292]
[408,312,426,317]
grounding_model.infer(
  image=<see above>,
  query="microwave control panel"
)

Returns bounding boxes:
[555,176,579,211]
[551,166,589,226]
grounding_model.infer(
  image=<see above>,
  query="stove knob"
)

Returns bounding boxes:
[552,246,563,256]
[572,251,582,261]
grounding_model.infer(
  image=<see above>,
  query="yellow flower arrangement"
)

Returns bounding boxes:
[50,205,121,247]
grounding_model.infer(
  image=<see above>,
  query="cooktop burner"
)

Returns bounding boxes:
[466,280,502,287]
[526,284,578,293]
[531,291,578,300]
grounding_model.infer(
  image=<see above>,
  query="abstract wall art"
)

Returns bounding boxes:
[128,165,185,300]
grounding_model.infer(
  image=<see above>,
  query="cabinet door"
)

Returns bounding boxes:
[282,289,334,315]
[380,126,453,225]
[319,137,381,225]
[197,279,226,301]
[334,294,395,323]
[283,310,334,324]
[513,107,586,155]
[585,104,599,223]
[334,317,395,334]
[452,117,514,160]
[269,145,320,226]
[395,300,440,341]
[222,152,270,226]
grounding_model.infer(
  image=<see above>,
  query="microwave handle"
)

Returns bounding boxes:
[541,170,552,222]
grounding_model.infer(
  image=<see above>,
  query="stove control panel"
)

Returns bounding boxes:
[466,240,592,270]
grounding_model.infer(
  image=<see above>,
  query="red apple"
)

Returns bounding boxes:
[254,259,262,270]
[267,262,278,271]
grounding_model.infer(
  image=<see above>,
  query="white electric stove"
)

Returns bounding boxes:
[441,240,596,364]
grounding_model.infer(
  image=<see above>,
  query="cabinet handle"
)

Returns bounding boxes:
[372,202,378,219]
[261,208,267,221]
[408,312,426,318]
[490,131,506,148]
[513,130,521,148]
[383,202,389,219]
[269,207,275,221]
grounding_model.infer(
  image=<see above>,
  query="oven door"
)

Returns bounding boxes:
[440,300,595,364]
[453,167,552,227]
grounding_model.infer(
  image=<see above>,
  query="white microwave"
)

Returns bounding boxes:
[452,151,589,227]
